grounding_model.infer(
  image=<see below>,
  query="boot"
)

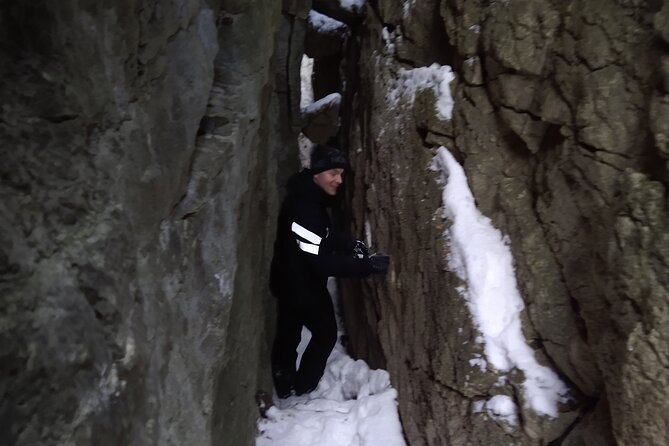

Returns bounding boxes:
[272,369,295,399]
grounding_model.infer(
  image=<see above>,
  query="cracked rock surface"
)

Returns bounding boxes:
[2,0,667,444]
[337,0,668,445]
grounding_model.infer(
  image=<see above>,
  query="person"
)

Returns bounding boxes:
[269,144,390,398]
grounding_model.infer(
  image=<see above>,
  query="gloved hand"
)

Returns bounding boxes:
[353,240,369,259]
[369,252,390,274]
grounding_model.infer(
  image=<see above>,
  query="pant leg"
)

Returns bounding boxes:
[271,299,304,398]
[294,289,338,395]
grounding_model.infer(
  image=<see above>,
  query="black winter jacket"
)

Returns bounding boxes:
[269,170,373,306]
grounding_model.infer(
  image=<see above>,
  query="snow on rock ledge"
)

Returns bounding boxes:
[386,63,455,121]
[308,10,347,34]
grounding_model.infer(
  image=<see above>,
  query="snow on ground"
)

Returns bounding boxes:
[308,10,347,33]
[431,147,569,418]
[256,281,405,446]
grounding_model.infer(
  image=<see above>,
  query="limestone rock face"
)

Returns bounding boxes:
[302,93,342,144]
[0,0,304,444]
[336,1,669,445]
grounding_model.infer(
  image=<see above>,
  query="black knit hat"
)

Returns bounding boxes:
[310,144,348,174]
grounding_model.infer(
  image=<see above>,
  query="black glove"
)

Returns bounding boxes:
[369,253,390,274]
[353,240,369,259]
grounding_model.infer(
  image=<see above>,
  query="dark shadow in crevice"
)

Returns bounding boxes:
[540,123,566,153]
[498,119,534,158]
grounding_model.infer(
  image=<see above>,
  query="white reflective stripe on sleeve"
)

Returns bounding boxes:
[297,240,319,255]
[291,222,322,245]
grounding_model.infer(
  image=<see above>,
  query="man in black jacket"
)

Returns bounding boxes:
[269,144,389,398]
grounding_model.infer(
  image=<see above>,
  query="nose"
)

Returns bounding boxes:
[334,174,342,185]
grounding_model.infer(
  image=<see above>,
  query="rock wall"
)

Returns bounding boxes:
[0,0,304,444]
[3,0,667,444]
[337,1,669,445]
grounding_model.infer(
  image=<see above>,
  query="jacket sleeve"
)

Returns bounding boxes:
[311,252,373,278]
[290,206,372,278]
[320,230,356,254]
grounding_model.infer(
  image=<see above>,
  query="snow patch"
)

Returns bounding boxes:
[303,93,341,115]
[300,55,314,108]
[432,147,568,418]
[387,64,455,121]
[257,343,405,446]
[308,10,347,33]
[381,27,397,55]
[469,357,487,372]
[296,327,311,369]
[474,395,519,426]
[339,0,366,13]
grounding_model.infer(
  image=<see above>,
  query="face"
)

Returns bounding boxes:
[313,168,344,196]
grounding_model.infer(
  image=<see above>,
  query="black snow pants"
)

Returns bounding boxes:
[271,289,337,397]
